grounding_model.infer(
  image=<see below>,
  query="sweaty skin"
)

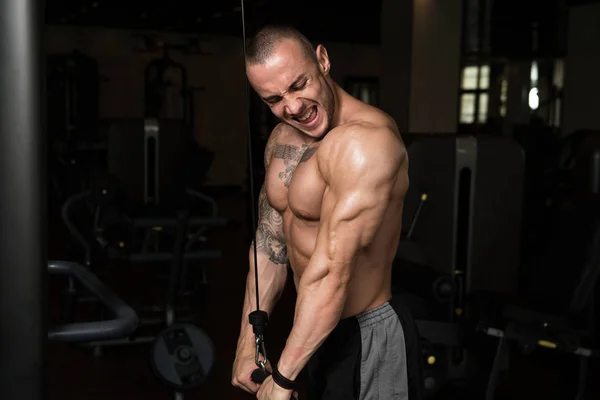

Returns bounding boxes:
[232,38,409,400]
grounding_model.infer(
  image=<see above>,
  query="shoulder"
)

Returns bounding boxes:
[264,123,304,167]
[318,98,405,161]
[318,121,407,181]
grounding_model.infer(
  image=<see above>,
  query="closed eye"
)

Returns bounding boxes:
[262,77,308,105]
[291,80,308,91]
[264,95,282,105]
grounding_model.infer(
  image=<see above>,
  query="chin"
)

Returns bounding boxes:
[311,120,331,139]
[293,124,326,139]
[310,127,328,139]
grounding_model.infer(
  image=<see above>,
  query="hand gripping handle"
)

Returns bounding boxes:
[251,369,295,400]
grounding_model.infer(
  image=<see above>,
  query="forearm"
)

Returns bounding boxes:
[237,243,288,353]
[277,268,348,380]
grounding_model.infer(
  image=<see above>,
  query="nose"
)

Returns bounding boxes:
[284,97,303,116]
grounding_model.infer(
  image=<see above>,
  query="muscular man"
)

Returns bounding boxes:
[232,25,423,400]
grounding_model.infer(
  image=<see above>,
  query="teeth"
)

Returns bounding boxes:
[298,107,315,122]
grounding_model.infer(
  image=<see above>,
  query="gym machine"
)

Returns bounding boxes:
[62,119,221,267]
[395,133,600,398]
[61,118,227,349]
[394,134,525,397]
[60,119,225,399]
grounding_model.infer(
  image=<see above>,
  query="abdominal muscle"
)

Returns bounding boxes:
[283,211,393,319]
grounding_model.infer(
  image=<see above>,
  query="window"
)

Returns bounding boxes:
[459,64,489,124]
[345,77,379,107]
[499,78,508,117]
[460,93,476,124]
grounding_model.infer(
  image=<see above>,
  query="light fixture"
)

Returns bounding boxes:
[528,87,539,110]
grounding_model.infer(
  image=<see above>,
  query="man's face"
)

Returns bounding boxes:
[246,39,334,139]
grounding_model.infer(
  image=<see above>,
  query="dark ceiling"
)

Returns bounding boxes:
[45,0,382,44]
[45,0,600,51]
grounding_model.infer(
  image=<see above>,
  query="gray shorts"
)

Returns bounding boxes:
[304,296,423,400]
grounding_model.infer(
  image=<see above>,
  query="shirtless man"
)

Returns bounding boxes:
[232,25,423,400]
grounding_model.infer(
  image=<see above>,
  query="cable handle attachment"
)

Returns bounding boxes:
[249,310,269,371]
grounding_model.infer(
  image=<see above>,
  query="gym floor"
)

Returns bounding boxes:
[46,194,600,400]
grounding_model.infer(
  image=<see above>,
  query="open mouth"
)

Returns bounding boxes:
[293,106,318,126]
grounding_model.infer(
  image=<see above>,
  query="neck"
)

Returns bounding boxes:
[328,78,353,128]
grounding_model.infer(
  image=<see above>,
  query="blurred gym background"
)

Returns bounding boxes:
[19,0,600,399]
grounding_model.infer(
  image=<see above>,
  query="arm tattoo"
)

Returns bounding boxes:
[264,131,278,167]
[299,146,317,163]
[274,143,309,187]
[256,185,288,265]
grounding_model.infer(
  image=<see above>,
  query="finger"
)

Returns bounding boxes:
[293,391,299,399]
[244,382,260,394]
[232,377,259,394]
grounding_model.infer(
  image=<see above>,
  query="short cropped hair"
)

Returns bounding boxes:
[245,24,317,66]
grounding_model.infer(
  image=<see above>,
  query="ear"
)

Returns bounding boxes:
[315,44,331,75]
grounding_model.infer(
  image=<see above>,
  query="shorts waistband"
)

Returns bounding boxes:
[355,301,396,328]
[333,300,396,335]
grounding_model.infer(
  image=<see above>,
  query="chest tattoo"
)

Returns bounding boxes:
[274,144,308,187]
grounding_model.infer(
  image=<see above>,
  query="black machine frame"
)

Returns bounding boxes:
[0,1,46,399]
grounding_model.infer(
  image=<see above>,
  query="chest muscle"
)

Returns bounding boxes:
[265,143,325,221]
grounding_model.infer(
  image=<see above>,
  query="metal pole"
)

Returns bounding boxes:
[0,0,46,399]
